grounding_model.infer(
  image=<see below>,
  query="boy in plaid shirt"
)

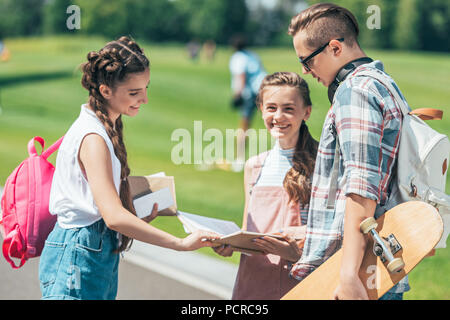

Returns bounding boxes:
[287,3,409,299]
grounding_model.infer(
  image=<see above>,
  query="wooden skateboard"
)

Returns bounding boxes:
[282,201,444,300]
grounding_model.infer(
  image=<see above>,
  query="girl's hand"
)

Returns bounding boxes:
[213,244,234,257]
[280,226,306,241]
[252,233,304,262]
[179,230,221,251]
[142,203,159,223]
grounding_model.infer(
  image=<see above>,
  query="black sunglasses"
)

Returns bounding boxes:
[299,38,344,72]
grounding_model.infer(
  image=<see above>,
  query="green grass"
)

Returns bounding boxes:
[0,36,449,299]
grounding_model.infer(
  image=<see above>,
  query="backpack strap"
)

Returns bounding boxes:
[330,69,448,210]
[2,226,27,269]
[410,108,443,121]
[354,69,411,116]
[352,69,445,122]
[326,69,408,210]
[248,151,270,193]
[327,137,341,210]
[42,136,64,160]
[27,136,64,160]
[27,136,45,157]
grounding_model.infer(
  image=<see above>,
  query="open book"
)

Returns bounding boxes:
[176,211,285,254]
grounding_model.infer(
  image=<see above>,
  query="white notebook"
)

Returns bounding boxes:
[176,211,241,235]
[133,187,175,218]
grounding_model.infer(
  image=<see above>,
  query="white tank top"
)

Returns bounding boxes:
[256,140,295,187]
[49,104,122,228]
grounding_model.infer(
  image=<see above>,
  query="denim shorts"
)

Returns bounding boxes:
[378,282,405,300]
[240,93,257,120]
[39,219,120,300]
[379,292,403,300]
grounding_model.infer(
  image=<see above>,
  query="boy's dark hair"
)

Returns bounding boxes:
[288,3,360,48]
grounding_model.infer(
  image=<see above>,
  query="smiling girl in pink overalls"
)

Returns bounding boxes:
[215,72,318,299]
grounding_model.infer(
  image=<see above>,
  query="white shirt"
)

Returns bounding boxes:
[229,50,266,96]
[49,104,121,228]
[256,141,295,187]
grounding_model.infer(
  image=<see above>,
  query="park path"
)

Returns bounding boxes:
[0,186,238,300]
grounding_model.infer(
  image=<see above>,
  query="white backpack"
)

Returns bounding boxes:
[332,68,450,248]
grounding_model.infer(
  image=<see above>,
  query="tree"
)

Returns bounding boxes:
[417,0,449,52]
[70,0,189,42]
[0,0,45,37]
[174,0,248,44]
[126,0,189,42]
[393,0,421,50]
[42,0,74,34]
[74,0,129,39]
[246,1,290,46]
[219,0,248,44]
[306,0,448,52]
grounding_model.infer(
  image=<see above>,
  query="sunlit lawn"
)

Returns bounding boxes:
[0,35,448,299]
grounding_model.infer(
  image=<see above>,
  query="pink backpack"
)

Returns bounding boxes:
[0,136,63,269]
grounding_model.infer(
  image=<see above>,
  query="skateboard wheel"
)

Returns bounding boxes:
[360,217,377,234]
[387,258,405,273]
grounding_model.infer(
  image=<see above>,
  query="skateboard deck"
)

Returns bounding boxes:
[282,201,444,300]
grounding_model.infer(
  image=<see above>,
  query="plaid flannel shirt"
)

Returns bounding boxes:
[290,60,410,293]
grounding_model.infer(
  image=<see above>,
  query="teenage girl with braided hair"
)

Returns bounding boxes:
[214,72,318,299]
[38,36,219,300]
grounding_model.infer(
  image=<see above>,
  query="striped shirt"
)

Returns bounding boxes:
[290,60,410,293]
[256,140,308,225]
[257,140,295,187]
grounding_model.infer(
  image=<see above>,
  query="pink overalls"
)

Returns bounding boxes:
[232,152,304,300]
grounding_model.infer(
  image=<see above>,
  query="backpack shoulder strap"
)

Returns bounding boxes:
[327,138,341,210]
[353,69,411,116]
[42,136,64,160]
[27,136,64,160]
[355,69,445,122]
[327,69,406,210]
[247,151,270,188]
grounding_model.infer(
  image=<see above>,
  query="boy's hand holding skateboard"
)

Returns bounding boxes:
[282,201,444,300]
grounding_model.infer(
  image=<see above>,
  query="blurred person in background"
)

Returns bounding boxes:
[228,34,267,172]
[186,39,201,63]
[202,39,216,62]
[0,36,10,62]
